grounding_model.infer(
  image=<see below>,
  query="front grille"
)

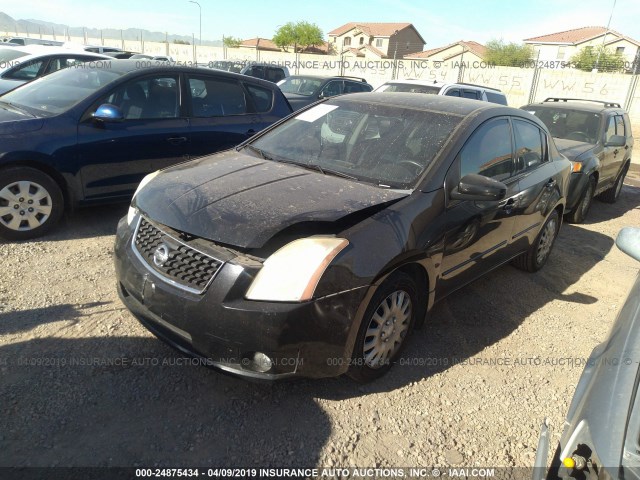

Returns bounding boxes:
[134,217,223,293]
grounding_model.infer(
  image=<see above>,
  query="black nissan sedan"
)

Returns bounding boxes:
[0,60,291,240]
[114,93,572,381]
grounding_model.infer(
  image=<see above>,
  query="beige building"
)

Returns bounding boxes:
[328,22,426,59]
[404,40,486,67]
[524,26,640,67]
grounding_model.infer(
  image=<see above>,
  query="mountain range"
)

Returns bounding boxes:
[0,11,222,46]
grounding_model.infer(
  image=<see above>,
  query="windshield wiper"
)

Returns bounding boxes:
[0,100,29,114]
[242,144,273,160]
[306,164,358,181]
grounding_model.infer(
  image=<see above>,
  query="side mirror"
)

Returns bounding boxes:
[450,174,507,201]
[605,135,626,147]
[93,104,124,122]
[616,227,640,262]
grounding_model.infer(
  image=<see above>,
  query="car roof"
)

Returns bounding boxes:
[334,91,517,116]
[0,45,109,56]
[70,59,281,88]
[524,98,625,113]
[288,74,367,82]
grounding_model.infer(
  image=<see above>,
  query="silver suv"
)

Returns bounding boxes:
[374,80,508,105]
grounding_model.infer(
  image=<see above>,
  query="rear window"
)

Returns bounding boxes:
[0,49,29,63]
[485,91,508,105]
[377,83,440,94]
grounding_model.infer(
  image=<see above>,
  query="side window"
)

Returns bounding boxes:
[513,119,546,173]
[320,81,343,98]
[44,56,92,74]
[615,115,625,137]
[459,118,513,181]
[462,89,480,100]
[102,75,179,120]
[265,68,285,83]
[4,59,45,80]
[445,88,460,97]
[188,76,247,117]
[245,84,273,113]
[343,82,368,93]
[605,116,616,142]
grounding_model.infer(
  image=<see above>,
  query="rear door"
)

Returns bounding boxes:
[510,118,563,252]
[602,113,630,183]
[185,73,272,157]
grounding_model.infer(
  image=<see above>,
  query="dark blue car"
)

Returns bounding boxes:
[0,60,292,240]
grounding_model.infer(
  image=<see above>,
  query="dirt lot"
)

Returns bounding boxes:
[1,165,640,472]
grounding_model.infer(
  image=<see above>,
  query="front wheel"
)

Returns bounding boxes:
[566,176,595,224]
[512,210,560,273]
[599,164,628,203]
[0,167,64,241]
[347,271,417,383]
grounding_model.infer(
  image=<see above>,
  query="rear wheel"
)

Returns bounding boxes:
[347,271,417,383]
[512,210,560,273]
[600,164,628,203]
[566,176,595,224]
[0,167,64,241]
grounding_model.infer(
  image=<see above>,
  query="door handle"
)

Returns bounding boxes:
[613,149,619,155]
[167,136,187,145]
[545,179,556,190]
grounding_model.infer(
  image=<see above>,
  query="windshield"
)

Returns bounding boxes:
[525,106,601,144]
[0,48,29,64]
[1,65,123,115]
[277,76,324,96]
[250,98,461,189]
[377,83,441,94]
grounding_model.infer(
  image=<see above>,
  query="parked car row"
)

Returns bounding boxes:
[0,60,292,240]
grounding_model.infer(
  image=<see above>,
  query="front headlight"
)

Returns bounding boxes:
[126,206,138,227]
[133,170,160,200]
[127,171,160,227]
[245,237,349,302]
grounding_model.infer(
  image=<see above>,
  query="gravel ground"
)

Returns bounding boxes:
[1,167,640,472]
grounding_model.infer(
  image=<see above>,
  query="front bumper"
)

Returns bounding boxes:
[114,216,369,380]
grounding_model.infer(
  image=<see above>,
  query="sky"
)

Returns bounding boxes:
[4,0,640,48]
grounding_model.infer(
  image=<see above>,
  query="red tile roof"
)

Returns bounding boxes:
[524,26,639,46]
[404,40,486,60]
[240,37,280,51]
[328,22,418,39]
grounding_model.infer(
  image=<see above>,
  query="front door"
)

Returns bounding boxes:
[77,74,189,201]
[437,117,520,300]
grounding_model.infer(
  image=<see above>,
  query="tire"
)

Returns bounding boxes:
[566,176,595,224]
[599,163,628,203]
[0,167,64,241]
[347,271,417,383]
[512,210,560,273]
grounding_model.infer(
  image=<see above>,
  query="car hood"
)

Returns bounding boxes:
[554,138,596,161]
[0,103,44,135]
[135,150,408,249]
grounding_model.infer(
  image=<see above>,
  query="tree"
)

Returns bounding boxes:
[173,39,190,45]
[223,36,242,48]
[570,45,625,72]
[484,39,534,66]
[273,21,324,52]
